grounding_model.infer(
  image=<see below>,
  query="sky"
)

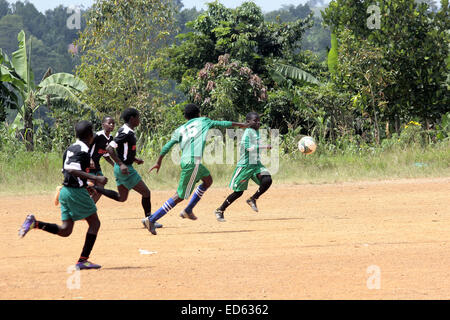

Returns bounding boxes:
[27,0,325,14]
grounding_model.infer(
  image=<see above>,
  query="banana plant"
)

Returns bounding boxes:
[0,30,87,151]
[269,60,321,87]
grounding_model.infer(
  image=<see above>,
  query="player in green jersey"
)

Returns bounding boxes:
[142,103,248,235]
[214,112,273,222]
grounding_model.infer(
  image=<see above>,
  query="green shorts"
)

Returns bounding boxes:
[59,186,97,221]
[177,162,210,199]
[114,164,142,190]
[229,164,269,192]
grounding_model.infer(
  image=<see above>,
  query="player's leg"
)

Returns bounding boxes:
[93,164,134,202]
[143,191,183,235]
[18,215,74,238]
[132,180,151,218]
[246,171,272,212]
[143,163,197,235]
[133,180,162,229]
[214,166,250,222]
[181,168,212,220]
[53,185,63,206]
[92,184,128,202]
[89,171,103,203]
[215,191,244,222]
[76,213,101,270]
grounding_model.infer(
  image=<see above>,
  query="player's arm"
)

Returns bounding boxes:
[103,155,115,167]
[67,169,107,185]
[149,138,178,173]
[230,122,249,128]
[210,120,249,129]
[106,143,129,175]
[107,129,131,174]
[65,153,107,185]
[106,144,127,173]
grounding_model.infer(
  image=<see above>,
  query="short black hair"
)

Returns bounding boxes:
[246,112,259,121]
[184,103,200,120]
[121,108,139,123]
[102,115,114,123]
[75,120,93,140]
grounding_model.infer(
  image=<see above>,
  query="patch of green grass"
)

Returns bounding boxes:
[0,140,449,196]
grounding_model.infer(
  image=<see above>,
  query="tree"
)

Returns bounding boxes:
[162,1,314,84]
[336,30,394,143]
[0,0,10,19]
[1,30,87,150]
[10,1,47,39]
[76,0,178,136]
[0,14,26,55]
[185,54,268,120]
[264,4,312,23]
[323,0,449,131]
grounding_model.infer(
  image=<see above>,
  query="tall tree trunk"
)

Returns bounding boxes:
[24,104,34,151]
[385,121,390,138]
[395,115,400,134]
[372,101,380,144]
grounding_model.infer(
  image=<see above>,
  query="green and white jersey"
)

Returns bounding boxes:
[161,117,232,165]
[237,128,260,167]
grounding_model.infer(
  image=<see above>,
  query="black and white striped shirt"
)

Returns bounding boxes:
[89,130,113,171]
[109,124,137,165]
[62,140,91,188]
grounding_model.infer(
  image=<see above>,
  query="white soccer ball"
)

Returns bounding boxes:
[298,136,317,155]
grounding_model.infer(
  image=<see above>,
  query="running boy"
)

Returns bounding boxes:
[92,108,161,227]
[87,116,115,203]
[214,112,273,222]
[18,120,106,270]
[142,103,248,235]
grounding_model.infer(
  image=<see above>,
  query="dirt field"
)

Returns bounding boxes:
[1,177,449,300]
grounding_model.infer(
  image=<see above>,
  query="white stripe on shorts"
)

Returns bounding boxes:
[230,167,243,189]
[184,163,200,200]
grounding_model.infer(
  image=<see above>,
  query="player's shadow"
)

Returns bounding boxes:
[182,229,256,235]
[101,266,153,271]
[240,217,305,222]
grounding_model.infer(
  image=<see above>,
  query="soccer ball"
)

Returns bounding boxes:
[298,136,316,155]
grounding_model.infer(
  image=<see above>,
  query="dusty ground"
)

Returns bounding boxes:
[1,177,449,300]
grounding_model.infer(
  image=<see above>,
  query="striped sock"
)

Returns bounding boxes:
[184,184,207,214]
[149,198,176,223]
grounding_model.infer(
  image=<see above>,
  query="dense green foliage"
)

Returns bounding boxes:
[75,0,178,141]
[0,1,85,82]
[0,0,449,180]
[1,30,87,151]
[323,0,450,134]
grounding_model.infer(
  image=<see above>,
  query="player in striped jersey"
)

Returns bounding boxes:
[142,103,248,235]
[18,121,106,269]
[87,116,115,203]
[92,108,162,228]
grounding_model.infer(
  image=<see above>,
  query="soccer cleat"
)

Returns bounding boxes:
[246,198,259,212]
[54,186,62,206]
[141,219,163,229]
[214,209,226,222]
[18,214,36,238]
[76,260,101,270]
[143,218,157,235]
[180,210,197,220]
